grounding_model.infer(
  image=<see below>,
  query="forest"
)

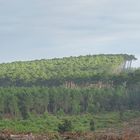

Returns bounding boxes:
[0,54,136,87]
[0,54,140,136]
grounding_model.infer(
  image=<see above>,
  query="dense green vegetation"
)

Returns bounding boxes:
[0,111,140,133]
[0,54,139,133]
[0,86,140,119]
[0,54,136,87]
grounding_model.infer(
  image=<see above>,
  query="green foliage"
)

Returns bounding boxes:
[90,119,95,131]
[58,119,72,133]
[0,85,139,118]
[0,54,135,87]
[0,54,139,133]
[0,111,139,133]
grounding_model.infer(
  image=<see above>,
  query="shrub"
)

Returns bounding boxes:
[58,119,72,133]
[90,119,95,131]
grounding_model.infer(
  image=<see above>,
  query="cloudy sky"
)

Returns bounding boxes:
[0,0,140,67]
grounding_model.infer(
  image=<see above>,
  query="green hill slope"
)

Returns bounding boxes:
[0,54,136,87]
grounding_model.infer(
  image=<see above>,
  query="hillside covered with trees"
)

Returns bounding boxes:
[0,54,140,135]
[0,54,136,87]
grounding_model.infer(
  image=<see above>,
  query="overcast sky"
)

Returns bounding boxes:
[0,0,140,67]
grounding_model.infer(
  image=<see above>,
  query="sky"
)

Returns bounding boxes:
[0,0,140,67]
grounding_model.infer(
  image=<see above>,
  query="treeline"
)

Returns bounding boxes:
[0,54,136,87]
[0,85,139,119]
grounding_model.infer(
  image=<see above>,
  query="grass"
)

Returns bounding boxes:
[0,110,139,133]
